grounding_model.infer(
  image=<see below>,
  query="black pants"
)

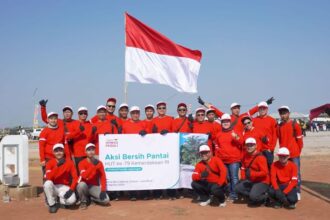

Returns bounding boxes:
[268,185,298,205]
[235,180,269,203]
[262,150,274,168]
[191,181,225,203]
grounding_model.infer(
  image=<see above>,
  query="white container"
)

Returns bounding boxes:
[0,135,29,186]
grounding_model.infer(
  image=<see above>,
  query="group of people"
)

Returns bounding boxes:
[38,96,303,213]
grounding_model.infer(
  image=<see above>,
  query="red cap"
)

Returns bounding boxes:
[107,97,117,103]
[177,103,187,108]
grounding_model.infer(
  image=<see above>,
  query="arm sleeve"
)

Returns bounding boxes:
[250,157,268,178]
[64,140,72,160]
[98,163,107,191]
[295,123,304,152]
[80,165,96,180]
[210,105,224,118]
[283,163,298,194]
[270,164,279,190]
[41,106,48,124]
[217,159,227,186]
[247,105,258,117]
[270,120,278,152]
[192,164,202,181]
[38,132,47,162]
[70,163,78,190]
[241,165,246,180]
[45,163,59,180]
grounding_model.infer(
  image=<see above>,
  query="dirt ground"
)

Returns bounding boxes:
[1,132,330,220]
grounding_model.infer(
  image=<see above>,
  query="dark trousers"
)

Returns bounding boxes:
[191,181,225,203]
[235,180,269,203]
[268,185,298,205]
[262,150,274,168]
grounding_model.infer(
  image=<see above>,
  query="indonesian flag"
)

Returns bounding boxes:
[125,13,202,93]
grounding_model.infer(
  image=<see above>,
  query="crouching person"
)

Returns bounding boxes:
[269,147,298,209]
[191,145,227,207]
[77,143,110,209]
[43,143,78,213]
[235,138,270,206]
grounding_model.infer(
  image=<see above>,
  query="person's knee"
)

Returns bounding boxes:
[77,182,88,191]
[191,181,199,190]
[234,182,243,194]
[43,180,54,189]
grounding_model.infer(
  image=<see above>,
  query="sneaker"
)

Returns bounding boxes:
[199,199,211,207]
[219,202,226,208]
[226,197,238,203]
[288,204,296,209]
[179,195,184,199]
[79,202,88,210]
[274,202,282,209]
[48,204,58,213]
[297,193,301,201]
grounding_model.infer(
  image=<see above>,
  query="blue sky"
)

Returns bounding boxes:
[0,0,329,127]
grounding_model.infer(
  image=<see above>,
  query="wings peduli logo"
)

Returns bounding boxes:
[105,139,118,148]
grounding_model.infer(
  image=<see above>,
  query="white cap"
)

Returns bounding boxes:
[278,106,290,112]
[258,101,268,108]
[245,137,257,145]
[230,102,240,108]
[277,147,290,156]
[62,106,73,112]
[130,106,140,112]
[47,112,58,118]
[119,103,129,109]
[156,101,166,107]
[53,143,64,151]
[206,109,215,115]
[96,105,107,111]
[221,113,231,121]
[85,143,96,150]
[145,104,155,110]
[78,107,88,113]
[195,107,206,114]
[199,145,211,152]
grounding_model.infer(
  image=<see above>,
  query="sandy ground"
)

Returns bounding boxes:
[1,132,330,220]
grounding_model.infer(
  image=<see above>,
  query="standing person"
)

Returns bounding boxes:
[277,106,303,200]
[90,98,122,129]
[191,145,227,207]
[118,103,130,123]
[192,108,216,151]
[144,104,155,133]
[269,147,298,209]
[172,103,193,133]
[235,138,270,206]
[122,106,149,200]
[39,112,71,174]
[197,96,275,133]
[214,113,243,202]
[77,143,110,209]
[206,109,221,134]
[252,101,277,166]
[150,101,175,199]
[66,107,95,171]
[43,144,78,213]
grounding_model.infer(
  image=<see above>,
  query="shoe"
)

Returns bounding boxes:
[297,193,301,201]
[288,204,296,209]
[169,197,176,200]
[79,202,88,210]
[199,199,211,207]
[274,202,282,209]
[48,204,58,213]
[219,202,226,208]
[143,197,149,200]
[226,197,238,203]
[130,197,137,201]
[179,195,184,199]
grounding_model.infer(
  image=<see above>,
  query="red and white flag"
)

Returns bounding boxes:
[125,13,202,93]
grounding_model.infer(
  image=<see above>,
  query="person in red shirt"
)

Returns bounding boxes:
[206,109,221,134]
[235,138,270,205]
[39,112,71,174]
[43,143,78,213]
[143,104,155,133]
[192,108,216,151]
[269,147,298,209]
[118,103,130,123]
[172,103,193,133]
[253,101,278,166]
[197,96,275,133]
[191,145,227,207]
[66,107,96,171]
[277,106,303,198]
[214,113,242,201]
[151,101,174,135]
[77,143,110,209]
[90,98,122,130]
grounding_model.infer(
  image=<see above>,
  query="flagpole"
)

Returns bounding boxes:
[124,12,128,103]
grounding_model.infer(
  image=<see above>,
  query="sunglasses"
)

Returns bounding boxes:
[245,144,256,147]
[197,114,205,116]
[244,121,251,125]
[157,107,166,110]
[86,147,95,151]
[178,108,187,112]
[79,112,88,115]
[107,105,116,108]
[200,151,209,155]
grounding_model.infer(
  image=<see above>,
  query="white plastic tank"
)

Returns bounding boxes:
[0,135,29,186]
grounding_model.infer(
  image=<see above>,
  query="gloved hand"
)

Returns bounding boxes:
[111,119,118,127]
[206,132,211,139]
[139,130,147,136]
[160,129,168,135]
[79,124,85,132]
[266,97,275,105]
[152,125,158,133]
[261,136,269,144]
[197,96,205,105]
[275,189,288,204]
[201,170,209,179]
[67,139,73,146]
[57,158,65,167]
[39,99,48,107]
[188,114,194,123]
[92,126,97,135]
[245,168,251,180]
[118,127,122,134]
[189,122,193,130]
[91,158,99,166]
[99,191,107,201]
[63,189,74,199]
